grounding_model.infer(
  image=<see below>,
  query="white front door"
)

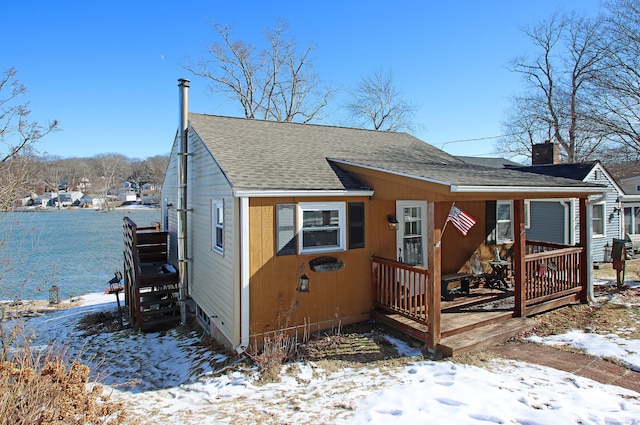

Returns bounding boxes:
[396,201,428,266]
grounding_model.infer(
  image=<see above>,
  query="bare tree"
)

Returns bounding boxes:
[0,68,58,302]
[0,68,58,211]
[184,19,333,123]
[1,68,58,165]
[94,153,128,211]
[41,156,66,209]
[592,0,640,154]
[501,12,609,162]
[345,68,418,132]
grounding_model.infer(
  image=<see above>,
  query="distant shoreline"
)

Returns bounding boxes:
[6,205,161,213]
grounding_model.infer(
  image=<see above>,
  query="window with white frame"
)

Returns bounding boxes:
[298,202,346,254]
[496,200,513,243]
[524,200,531,229]
[592,203,605,237]
[211,199,224,254]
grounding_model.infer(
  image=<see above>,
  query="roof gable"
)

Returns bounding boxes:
[511,161,623,194]
[510,162,599,180]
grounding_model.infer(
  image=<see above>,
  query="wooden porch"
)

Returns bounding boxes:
[371,239,586,356]
[123,217,181,330]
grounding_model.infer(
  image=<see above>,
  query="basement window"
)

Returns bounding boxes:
[298,202,346,254]
[211,199,224,254]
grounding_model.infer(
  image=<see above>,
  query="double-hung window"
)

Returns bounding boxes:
[298,202,346,254]
[592,203,605,237]
[496,200,513,243]
[211,199,224,254]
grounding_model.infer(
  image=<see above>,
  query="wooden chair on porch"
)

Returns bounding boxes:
[468,250,510,290]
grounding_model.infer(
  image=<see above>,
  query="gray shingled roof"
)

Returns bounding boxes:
[509,162,599,181]
[456,156,523,169]
[188,113,603,193]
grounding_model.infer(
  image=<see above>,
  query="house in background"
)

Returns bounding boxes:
[140,189,161,205]
[117,187,137,202]
[507,142,623,263]
[616,176,640,240]
[154,81,604,356]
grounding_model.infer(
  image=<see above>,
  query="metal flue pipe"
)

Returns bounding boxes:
[177,78,190,326]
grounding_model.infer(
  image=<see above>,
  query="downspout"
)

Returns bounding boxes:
[237,197,250,353]
[585,194,605,304]
[177,78,190,326]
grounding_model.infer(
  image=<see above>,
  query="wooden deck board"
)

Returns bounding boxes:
[441,311,513,337]
[438,317,536,357]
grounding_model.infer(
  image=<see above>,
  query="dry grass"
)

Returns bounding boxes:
[0,345,127,425]
[593,258,640,282]
[0,317,128,425]
[527,288,640,340]
[77,310,124,336]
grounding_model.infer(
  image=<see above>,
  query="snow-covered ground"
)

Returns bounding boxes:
[12,284,640,424]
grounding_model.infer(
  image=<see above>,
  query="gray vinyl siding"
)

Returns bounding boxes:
[186,127,239,346]
[161,136,179,266]
[526,201,567,244]
[577,166,622,262]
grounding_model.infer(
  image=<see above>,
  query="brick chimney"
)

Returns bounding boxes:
[532,140,560,165]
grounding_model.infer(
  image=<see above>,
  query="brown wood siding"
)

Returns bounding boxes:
[339,164,597,201]
[249,196,382,338]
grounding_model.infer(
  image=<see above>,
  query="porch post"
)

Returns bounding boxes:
[513,199,526,317]
[427,201,441,351]
[578,197,589,303]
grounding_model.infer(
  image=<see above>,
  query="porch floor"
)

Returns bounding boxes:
[373,286,536,356]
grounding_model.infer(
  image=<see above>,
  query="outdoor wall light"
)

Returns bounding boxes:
[609,207,621,222]
[297,274,310,292]
[387,214,399,231]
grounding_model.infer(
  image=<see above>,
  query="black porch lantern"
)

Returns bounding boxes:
[297,274,310,292]
[387,214,399,231]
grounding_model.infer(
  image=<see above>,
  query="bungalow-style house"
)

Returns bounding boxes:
[151,80,605,356]
[506,143,623,263]
[459,147,623,263]
[140,189,161,206]
[617,176,640,240]
[118,187,137,202]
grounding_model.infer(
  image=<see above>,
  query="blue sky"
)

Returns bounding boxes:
[3,0,602,160]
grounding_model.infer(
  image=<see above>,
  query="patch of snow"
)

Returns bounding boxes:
[12,293,640,424]
[527,330,640,372]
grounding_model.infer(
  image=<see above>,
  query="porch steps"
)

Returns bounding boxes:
[437,317,536,357]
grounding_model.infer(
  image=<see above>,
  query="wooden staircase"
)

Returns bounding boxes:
[123,218,181,331]
[373,309,535,357]
[437,316,536,357]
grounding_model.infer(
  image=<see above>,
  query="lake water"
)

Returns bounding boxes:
[0,208,160,301]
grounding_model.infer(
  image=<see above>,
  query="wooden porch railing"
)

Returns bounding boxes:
[371,256,429,324]
[524,240,584,305]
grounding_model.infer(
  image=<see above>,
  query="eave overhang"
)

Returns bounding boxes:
[330,158,604,196]
[232,189,375,198]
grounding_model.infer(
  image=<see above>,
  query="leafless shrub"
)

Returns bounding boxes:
[247,298,297,382]
[0,320,127,424]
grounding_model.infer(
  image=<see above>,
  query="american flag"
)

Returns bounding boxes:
[447,205,476,236]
